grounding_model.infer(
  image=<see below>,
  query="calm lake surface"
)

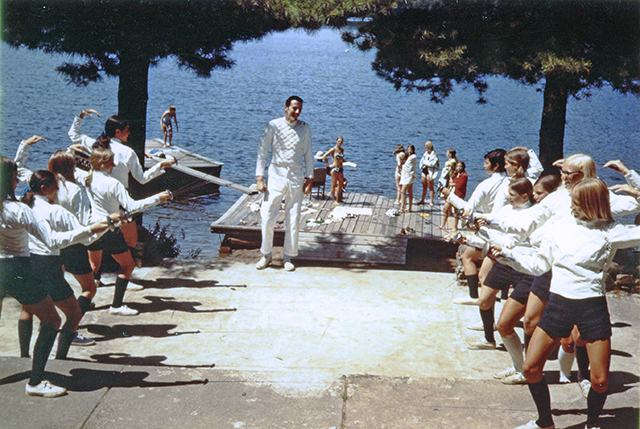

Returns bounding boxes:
[1,28,638,258]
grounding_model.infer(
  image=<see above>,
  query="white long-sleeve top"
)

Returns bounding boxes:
[501,216,640,299]
[86,170,161,222]
[28,195,103,256]
[68,116,165,188]
[488,185,640,240]
[255,117,314,180]
[625,170,640,190]
[478,201,533,249]
[447,172,507,214]
[56,176,92,226]
[526,149,543,182]
[1,200,93,258]
[13,140,92,226]
[419,151,439,179]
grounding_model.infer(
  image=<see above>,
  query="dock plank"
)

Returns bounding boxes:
[211,191,455,265]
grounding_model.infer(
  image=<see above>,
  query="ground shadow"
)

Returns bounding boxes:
[91,297,237,315]
[544,370,638,393]
[553,406,638,429]
[128,296,237,314]
[82,352,215,368]
[47,367,208,392]
[0,368,208,392]
[127,278,247,290]
[80,323,201,341]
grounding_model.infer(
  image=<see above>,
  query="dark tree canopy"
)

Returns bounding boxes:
[344,0,640,168]
[1,0,394,183]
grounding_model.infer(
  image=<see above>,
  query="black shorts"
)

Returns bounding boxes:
[484,261,534,304]
[88,229,129,255]
[60,243,92,275]
[30,254,75,302]
[538,293,611,341]
[530,271,552,302]
[0,257,49,306]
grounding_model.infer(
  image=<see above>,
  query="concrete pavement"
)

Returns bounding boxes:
[0,257,638,428]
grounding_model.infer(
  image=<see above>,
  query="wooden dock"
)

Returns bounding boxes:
[142,139,256,197]
[210,191,458,265]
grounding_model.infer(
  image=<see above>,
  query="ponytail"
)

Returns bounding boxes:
[21,170,57,208]
[92,115,128,150]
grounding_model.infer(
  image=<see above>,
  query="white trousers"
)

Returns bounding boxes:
[260,164,304,258]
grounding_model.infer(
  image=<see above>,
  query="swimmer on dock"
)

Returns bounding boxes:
[161,106,179,147]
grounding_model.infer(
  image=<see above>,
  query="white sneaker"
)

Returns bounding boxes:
[558,372,571,383]
[502,372,528,385]
[494,367,518,379]
[514,420,555,429]
[467,339,496,350]
[109,305,139,316]
[25,380,67,398]
[453,297,479,305]
[579,379,592,398]
[284,261,295,272]
[255,256,272,270]
[126,281,144,291]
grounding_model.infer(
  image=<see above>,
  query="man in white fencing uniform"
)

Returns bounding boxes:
[255,95,314,272]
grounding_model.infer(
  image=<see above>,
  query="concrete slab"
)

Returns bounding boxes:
[0,258,637,428]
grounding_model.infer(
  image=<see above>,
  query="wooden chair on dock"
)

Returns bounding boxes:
[312,167,327,199]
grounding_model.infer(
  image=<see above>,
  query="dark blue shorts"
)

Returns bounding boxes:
[0,257,49,306]
[30,254,75,302]
[88,229,129,255]
[530,271,552,302]
[538,293,611,341]
[60,243,92,275]
[484,261,534,305]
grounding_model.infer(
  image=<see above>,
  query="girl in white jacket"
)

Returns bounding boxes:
[0,157,108,397]
[494,178,640,429]
[84,148,171,316]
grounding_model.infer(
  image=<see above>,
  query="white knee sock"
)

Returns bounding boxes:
[501,332,524,373]
[558,347,575,382]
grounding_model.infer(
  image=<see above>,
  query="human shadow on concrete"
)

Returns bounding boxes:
[127,278,247,290]
[79,352,215,368]
[91,297,237,315]
[130,296,237,314]
[45,368,208,392]
[552,406,638,429]
[81,323,201,342]
[544,370,638,393]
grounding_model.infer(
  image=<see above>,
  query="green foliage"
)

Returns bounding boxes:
[346,0,640,103]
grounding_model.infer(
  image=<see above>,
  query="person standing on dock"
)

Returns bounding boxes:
[255,95,314,272]
[160,106,179,147]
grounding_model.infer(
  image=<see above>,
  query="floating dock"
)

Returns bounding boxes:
[210,191,458,265]
[143,139,255,197]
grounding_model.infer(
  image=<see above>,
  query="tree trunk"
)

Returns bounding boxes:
[117,46,150,199]
[538,74,569,171]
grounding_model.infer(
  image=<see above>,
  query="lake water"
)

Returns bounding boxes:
[1,28,638,258]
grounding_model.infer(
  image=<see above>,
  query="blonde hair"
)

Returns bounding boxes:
[570,178,613,222]
[425,141,434,151]
[85,148,115,187]
[564,154,597,179]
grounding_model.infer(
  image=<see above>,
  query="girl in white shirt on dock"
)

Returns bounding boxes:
[84,148,171,316]
[493,178,640,429]
[0,157,109,397]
